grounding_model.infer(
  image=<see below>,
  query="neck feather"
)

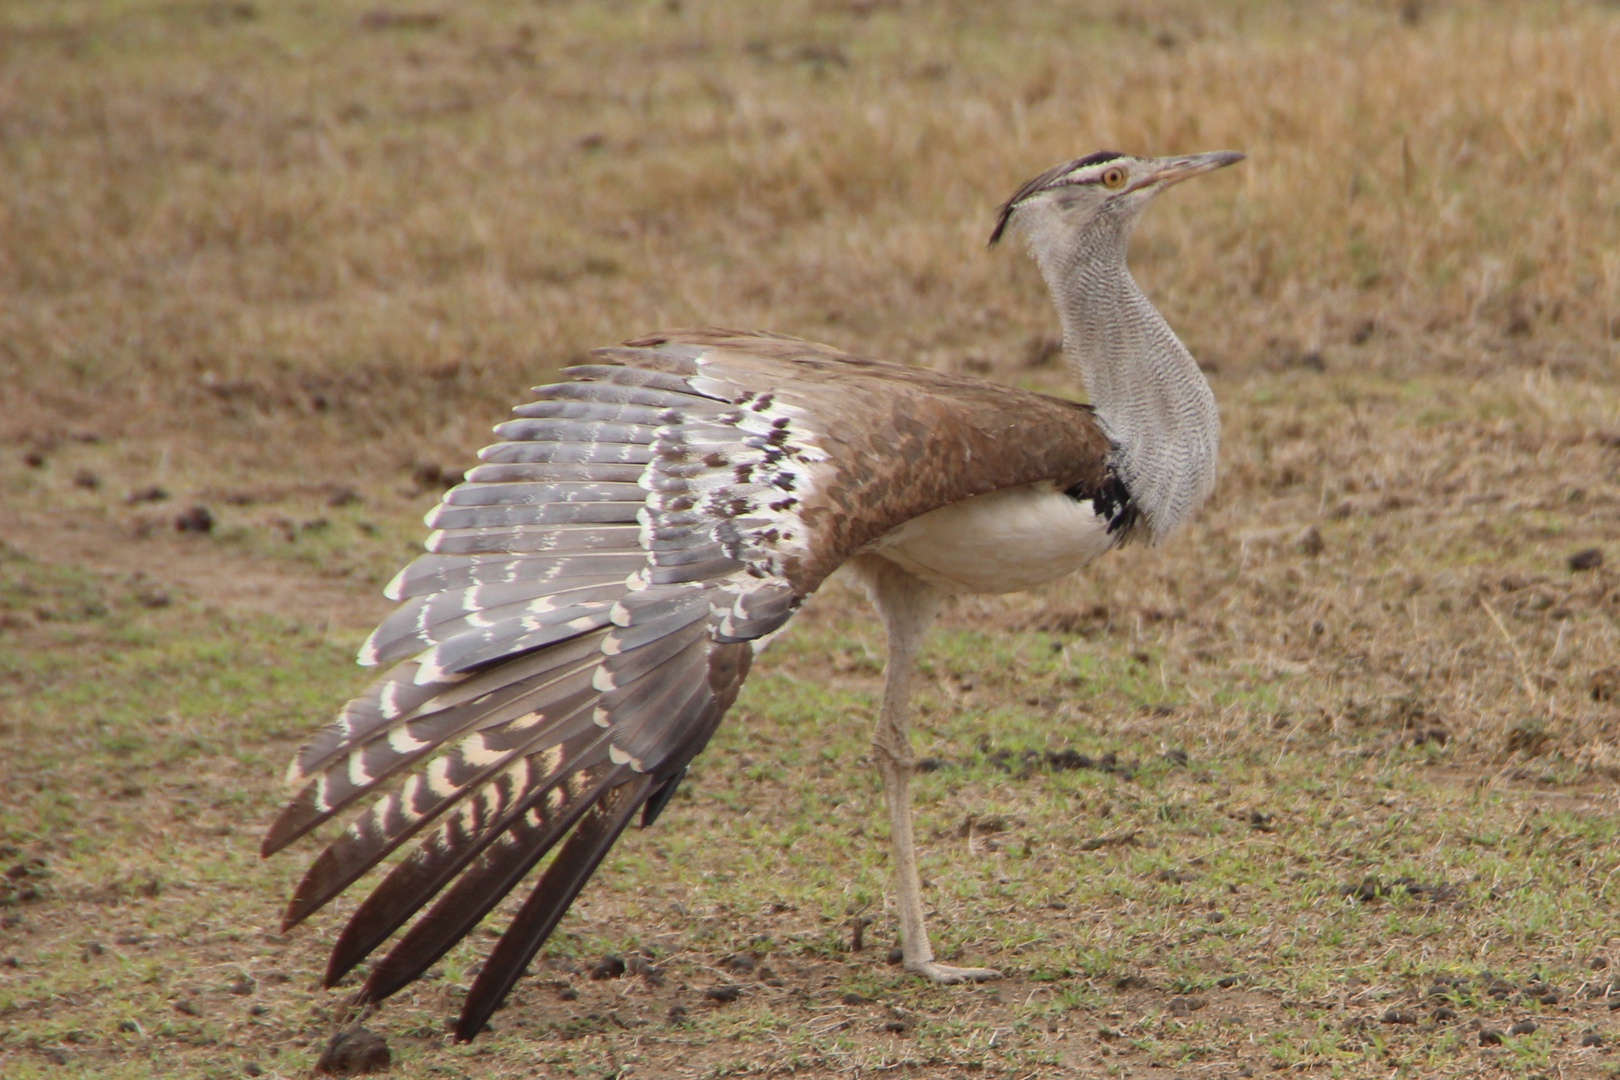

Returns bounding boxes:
[1032,215,1219,543]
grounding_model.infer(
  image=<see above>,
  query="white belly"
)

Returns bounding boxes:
[868,481,1118,595]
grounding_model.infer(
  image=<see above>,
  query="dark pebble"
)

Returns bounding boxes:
[1538,992,1559,1005]
[1581,1031,1605,1047]
[174,506,214,534]
[1593,955,1610,970]
[1380,1008,1415,1024]
[314,1026,391,1076]
[1569,548,1604,571]
[718,952,755,973]
[589,955,625,980]
[557,985,577,1001]
[248,1004,269,1016]
[173,999,200,1016]
[1216,976,1238,988]
[73,469,100,490]
[886,947,904,965]
[1044,749,1094,771]
[1479,1028,1504,1045]
[116,1018,140,1033]
[1433,1007,1458,1022]
[127,485,169,504]
[915,756,943,773]
[1508,1020,1537,1036]
[841,992,871,1005]
[667,1004,687,1022]
[1169,996,1208,1016]
[1162,748,1189,766]
[704,984,742,1004]
[882,1019,908,1033]
[245,1064,264,1077]
[626,955,664,985]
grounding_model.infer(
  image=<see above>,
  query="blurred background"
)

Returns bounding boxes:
[3,0,1615,479]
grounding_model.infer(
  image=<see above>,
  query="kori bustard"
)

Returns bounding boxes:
[265,148,1243,1039]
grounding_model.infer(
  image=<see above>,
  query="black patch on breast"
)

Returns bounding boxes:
[1064,466,1139,537]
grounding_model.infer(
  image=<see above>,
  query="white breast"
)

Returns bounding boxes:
[868,481,1118,595]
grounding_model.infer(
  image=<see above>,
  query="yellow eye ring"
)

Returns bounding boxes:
[1101,166,1127,189]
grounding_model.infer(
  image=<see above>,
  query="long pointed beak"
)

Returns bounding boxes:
[1128,150,1245,194]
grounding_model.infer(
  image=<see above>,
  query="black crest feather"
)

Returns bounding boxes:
[989,150,1127,246]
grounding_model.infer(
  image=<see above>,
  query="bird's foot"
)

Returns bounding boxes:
[907,961,1002,984]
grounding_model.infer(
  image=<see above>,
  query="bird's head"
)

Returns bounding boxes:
[989,149,1244,249]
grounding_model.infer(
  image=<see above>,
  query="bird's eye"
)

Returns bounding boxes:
[1101,167,1127,189]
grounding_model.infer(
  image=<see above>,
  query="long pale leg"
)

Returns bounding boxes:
[854,556,1001,985]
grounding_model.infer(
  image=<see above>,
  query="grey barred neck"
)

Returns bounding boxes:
[1033,213,1219,544]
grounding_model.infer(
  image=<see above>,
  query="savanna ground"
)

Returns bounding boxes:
[3,1,1620,1077]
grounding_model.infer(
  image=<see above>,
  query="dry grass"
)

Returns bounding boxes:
[4,1,1620,1077]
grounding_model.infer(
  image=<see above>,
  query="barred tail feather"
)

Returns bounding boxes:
[454,779,652,1041]
[351,764,633,1001]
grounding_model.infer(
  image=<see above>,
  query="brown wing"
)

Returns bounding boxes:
[264,327,1110,1041]
[613,327,1115,590]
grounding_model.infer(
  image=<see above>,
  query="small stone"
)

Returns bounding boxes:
[173,999,200,1016]
[1580,1031,1604,1047]
[556,985,577,1001]
[588,955,625,980]
[127,485,169,504]
[717,952,755,973]
[915,756,942,773]
[667,1004,688,1022]
[1216,976,1238,989]
[73,469,100,490]
[1479,1028,1504,1045]
[1169,996,1208,1017]
[1380,1008,1416,1024]
[228,973,256,996]
[886,947,904,965]
[703,984,742,1004]
[116,1018,141,1033]
[628,955,665,985]
[1295,523,1324,556]
[1538,991,1559,1005]
[174,506,214,534]
[841,992,871,1005]
[1508,1020,1537,1036]
[315,1026,391,1075]
[245,1064,264,1078]
[1433,1007,1458,1022]
[1569,548,1604,571]
[881,1019,908,1033]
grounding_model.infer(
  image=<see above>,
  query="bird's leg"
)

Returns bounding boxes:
[857,556,1001,985]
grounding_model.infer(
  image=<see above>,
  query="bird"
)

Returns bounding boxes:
[263,147,1244,1041]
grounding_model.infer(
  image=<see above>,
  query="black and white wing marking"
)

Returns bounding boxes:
[263,354,823,1041]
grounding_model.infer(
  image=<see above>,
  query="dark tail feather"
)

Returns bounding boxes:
[453,776,653,1042]
[640,767,685,828]
[352,764,625,1002]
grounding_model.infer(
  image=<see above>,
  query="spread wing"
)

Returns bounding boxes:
[264,328,1112,1040]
